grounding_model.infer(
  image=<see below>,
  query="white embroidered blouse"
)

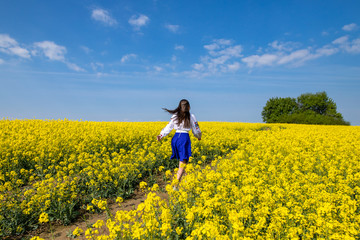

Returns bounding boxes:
[159,113,202,140]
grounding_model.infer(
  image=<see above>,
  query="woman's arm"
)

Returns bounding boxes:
[191,114,202,140]
[157,117,175,141]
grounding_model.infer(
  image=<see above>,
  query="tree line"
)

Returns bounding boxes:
[262,91,350,125]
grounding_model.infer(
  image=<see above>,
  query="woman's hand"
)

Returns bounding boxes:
[157,135,161,141]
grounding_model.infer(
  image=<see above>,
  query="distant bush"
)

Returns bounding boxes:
[261,97,298,123]
[262,91,350,125]
[277,111,350,125]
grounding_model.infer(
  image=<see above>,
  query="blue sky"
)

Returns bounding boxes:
[1,0,360,125]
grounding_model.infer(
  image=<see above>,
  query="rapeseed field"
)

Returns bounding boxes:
[0,120,359,239]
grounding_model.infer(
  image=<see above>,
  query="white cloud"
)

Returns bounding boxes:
[314,45,339,57]
[206,41,241,58]
[242,54,278,68]
[175,45,184,51]
[192,63,204,71]
[227,62,241,71]
[66,62,85,72]
[346,38,360,53]
[0,34,85,72]
[217,45,242,57]
[171,55,177,62]
[165,24,179,33]
[96,72,107,78]
[0,58,4,64]
[121,53,137,63]
[242,46,340,69]
[0,34,17,48]
[154,66,162,72]
[34,41,66,61]
[342,23,358,32]
[0,34,30,58]
[242,40,342,68]
[91,62,104,71]
[192,39,243,74]
[333,36,349,45]
[193,30,360,72]
[129,14,149,30]
[269,40,300,52]
[91,8,117,26]
[277,49,310,65]
[204,43,219,51]
[204,39,232,52]
[34,41,85,71]
[80,46,92,54]
[211,55,230,65]
[333,35,360,54]
[215,39,232,45]
[9,46,31,59]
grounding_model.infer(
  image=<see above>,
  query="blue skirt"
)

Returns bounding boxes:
[171,132,191,162]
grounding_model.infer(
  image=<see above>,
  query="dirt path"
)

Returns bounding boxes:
[34,178,169,240]
[14,162,214,240]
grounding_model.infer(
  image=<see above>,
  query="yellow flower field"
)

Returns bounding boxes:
[1,120,359,239]
[0,119,228,237]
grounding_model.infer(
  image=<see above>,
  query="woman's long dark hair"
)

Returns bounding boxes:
[163,99,191,128]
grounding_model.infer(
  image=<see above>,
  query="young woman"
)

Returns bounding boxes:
[157,99,202,186]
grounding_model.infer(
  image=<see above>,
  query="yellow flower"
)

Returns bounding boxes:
[72,227,83,237]
[93,219,104,228]
[165,170,172,179]
[16,226,23,233]
[176,227,183,235]
[97,200,107,210]
[39,212,49,223]
[139,181,147,190]
[186,211,195,222]
[151,183,159,191]
[85,228,94,239]
[86,204,94,212]
[161,223,171,236]
[91,198,98,205]
[30,237,45,240]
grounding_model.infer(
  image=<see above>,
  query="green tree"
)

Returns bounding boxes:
[262,91,350,125]
[261,97,298,123]
[297,91,342,118]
